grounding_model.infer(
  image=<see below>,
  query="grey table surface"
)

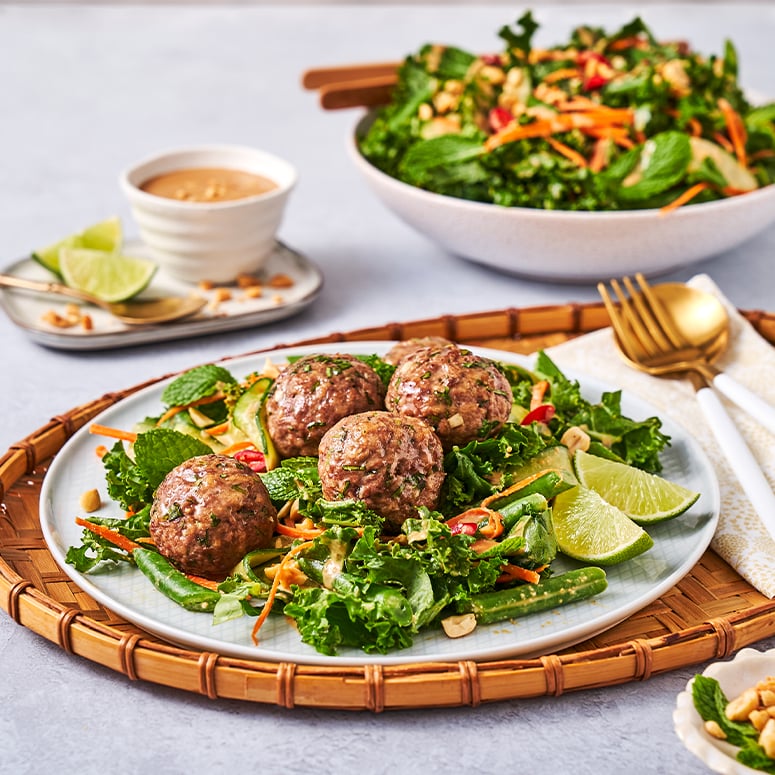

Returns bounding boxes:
[2,3,775,774]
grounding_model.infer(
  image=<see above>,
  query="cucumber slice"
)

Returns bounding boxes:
[232,377,279,469]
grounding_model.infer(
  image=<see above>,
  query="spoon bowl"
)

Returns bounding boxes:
[0,273,206,325]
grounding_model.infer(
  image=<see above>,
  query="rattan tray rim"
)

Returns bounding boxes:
[3,300,775,711]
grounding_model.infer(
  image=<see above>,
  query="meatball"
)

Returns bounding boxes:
[383,336,453,366]
[385,343,512,450]
[318,410,445,534]
[265,353,386,458]
[149,454,277,578]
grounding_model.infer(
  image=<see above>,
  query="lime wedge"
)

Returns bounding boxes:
[32,216,123,276]
[573,449,700,525]
[59,247,157,303]
[552,485,654,565]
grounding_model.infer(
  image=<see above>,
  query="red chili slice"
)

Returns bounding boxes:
[520,404,556,425]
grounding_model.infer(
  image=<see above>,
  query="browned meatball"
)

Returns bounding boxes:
[149,454,277,579]
[385,344,512,450]
[383,336,453,366]
[265,353,386,458]
[318,410,445,534]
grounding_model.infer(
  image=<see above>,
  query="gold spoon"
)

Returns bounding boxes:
[638,282,775,436]
[0,273,207,326]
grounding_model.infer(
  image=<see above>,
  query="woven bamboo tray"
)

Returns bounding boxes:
[4,300,775,711]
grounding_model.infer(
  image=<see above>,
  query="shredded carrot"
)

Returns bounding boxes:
[687,117,703,137]
[275,522,325,540]
[479,511,504,540]
[219,440,256,457]
[205,420,231,436]
[750,149,775,162]
[718,97,748,166]
[184,573,221,591]
[481,469,560,509]
[589,137,612,173]
[660,181,710,214]
[95,444,108,459]
[155,392,228,427]
[530,380,550,410]
[582,126,635,149]
[543,67,580,84]
[89,423,138,443]
[497,564,541,585]
[546,137,588,167]
[75,517,143,554]
[713,131,735,154]
[251,541,314,645]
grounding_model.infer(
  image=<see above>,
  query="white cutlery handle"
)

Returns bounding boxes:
[696,385,775,543]
[712,373,775,437]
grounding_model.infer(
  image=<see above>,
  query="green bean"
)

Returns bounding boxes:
[459,567,607,625]
[133,547,221,612]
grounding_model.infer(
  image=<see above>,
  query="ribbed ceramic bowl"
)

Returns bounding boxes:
[349,113,775,284]
[120,145,297,284]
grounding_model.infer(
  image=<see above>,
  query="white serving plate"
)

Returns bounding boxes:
[39,342,719,666]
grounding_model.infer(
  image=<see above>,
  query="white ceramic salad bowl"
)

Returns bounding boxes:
[348,113,775,284]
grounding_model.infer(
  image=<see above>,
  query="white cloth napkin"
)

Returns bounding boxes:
[545,274,775,597]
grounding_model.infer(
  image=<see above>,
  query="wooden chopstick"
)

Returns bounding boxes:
[301,62,399,90]
[302,61,400,109]
[318,74,397,110]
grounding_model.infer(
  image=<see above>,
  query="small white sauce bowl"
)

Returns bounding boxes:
[120,145,297,284]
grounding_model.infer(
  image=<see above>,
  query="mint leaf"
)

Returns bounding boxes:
[161,364,236,407]
[617,132,692,201]
[692,674,758,747]
[133,428,213,488]
[400,135,485,185]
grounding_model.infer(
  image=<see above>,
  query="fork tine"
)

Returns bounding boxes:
[620,275,675,354]
[608,276,667,359]
[633,272,686,350]
[597,279,651,363]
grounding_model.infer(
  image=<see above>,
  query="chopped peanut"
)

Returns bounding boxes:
[242,286,264,299]
[704,720,727,740]
[441,613,477,639]
[750,709,771,731]
[762,719,775,758]
[79,488,102,513]
[267,273,295,289]
[561,426,591,454]
[726,687,760,721]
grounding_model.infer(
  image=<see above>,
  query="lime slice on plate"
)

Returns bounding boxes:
[573,448,700,525]
[59,247,157,303]
[552,485,654,565]
[32,216,123,275]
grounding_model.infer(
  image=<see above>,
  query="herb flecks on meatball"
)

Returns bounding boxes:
[266,353,386,459]
[385,344,512,450]
[383,336,453,366]
[318,410,445,534]
[149,454,277,579]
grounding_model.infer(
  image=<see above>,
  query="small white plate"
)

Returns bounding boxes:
[0,240,323,351]
[674,647,775,774]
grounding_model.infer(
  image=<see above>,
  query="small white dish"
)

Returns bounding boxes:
[349,113,775,284]
[674,647,775,774]
[120,144,297,284]
[0,241,323,351]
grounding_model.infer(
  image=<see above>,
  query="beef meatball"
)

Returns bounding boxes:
[383,336,453,366]
[385,343,512,450]
[266,353,386,458]
[318,410,445,534]
[149,454,277,578]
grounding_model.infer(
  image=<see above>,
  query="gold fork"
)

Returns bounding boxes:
[598,274,775,541]
[599,273,775,434]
